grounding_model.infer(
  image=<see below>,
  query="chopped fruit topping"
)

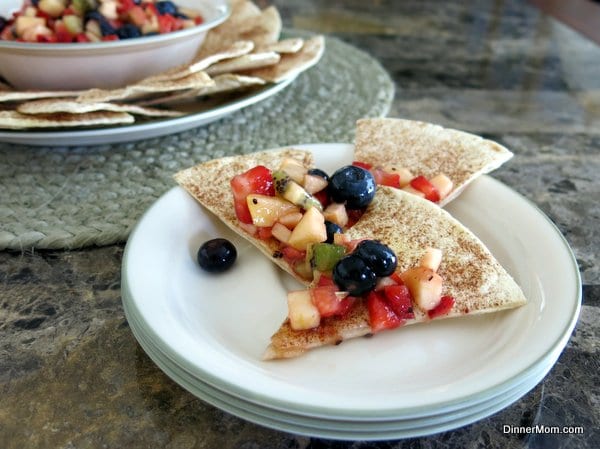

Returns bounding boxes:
[310,285,353,318]
[429,174,454,200]
[410,175,441,202]
[277,210,303,229]
[383,285,414,319]
[383,166,414,187]
[271,222,292,243]
[287,206,327,250]
[328,165,376,209]
[332,254,377,296]
[367,291,404,333]
[371,167,401,188]
[279,158,308,184]
[352,161,373,170]
[308,242,346,272]
[402,184,426,198]
[428,295,455,318]
[324,220,343,244]
[197,238,237,273]
[419,247,443,272]
[246,194,300,227]
[353,240,398,277]
[323,203,349,228]
[230,165,275,224]
[273,170,323,211]
[287,290,320,330]
[307,168,329,182]
[400,266,443,311]
[303,173,329,194]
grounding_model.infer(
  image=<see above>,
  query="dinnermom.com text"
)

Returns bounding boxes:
[503,424,584,435]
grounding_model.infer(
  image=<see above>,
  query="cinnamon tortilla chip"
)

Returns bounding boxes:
[137,74,265,107]
[205,52,280,76]
[257,37,304,54]
[76,71,214,103]
[244,35,325,83]
[16,99,183,117]
[0,110,134,129]
[0,90,83,103]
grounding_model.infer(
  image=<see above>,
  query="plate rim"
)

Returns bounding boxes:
[121,143,582,419]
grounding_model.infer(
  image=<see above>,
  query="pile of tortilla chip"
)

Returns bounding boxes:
[0,0,325,131]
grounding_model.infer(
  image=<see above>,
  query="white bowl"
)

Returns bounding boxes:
[0,0,230,90]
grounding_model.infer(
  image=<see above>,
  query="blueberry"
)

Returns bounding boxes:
[327,165,376,209]
[324,220,342,244]
[307,168,329,182]
[85,11,116,36]
[197,238,237,273]
[354,240,397,277]
[156,1,178,15]
[333,255,377,296]
[117,24,142,39]
[0,17,6,33]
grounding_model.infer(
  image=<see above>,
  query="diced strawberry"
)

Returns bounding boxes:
[37,33,58,43]
[371,168,401,188]
[127,5,147,27]
[230,165,275,224]
[257,226,272,240]
[117,0,137,14]
[75,33,90,42]
[311,286,354,318]
[102,34,119,41]
[345,208,365,228]
[158,13,177,33]
[194,16,204,25]
[281,246,306,264]
[313,189,330,208]
[428,295,455,319]
[316,274,336,287]
[383,285,414,319]
[389,272,404,285]
[54,22,72,42]
[367,291,403,333]
[352,161,372,170]
[410,176,440,202]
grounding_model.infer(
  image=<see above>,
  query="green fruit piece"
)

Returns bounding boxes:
[63,14,84,34]
[310,243,346,272]
[72,0,89,15]
[272,170,323,211]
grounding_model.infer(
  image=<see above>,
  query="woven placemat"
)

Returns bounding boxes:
[0,33,394,251]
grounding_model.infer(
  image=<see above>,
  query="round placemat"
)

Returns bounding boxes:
[0,33,394,251]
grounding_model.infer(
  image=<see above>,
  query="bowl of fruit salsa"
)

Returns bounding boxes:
[0,0,229,90]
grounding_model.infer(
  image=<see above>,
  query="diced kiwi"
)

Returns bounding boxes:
[309,243,346,272]
[273,170,322,211]
[63,14,84,34]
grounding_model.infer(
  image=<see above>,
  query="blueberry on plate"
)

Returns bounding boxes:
[354,240,397,277]
[156,1,178,15]
[327,165,376,209]
[333,254,377,296]
[197,238,237,273]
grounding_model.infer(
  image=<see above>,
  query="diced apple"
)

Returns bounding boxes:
[24,6,37,17]
[279,158,308,184]
[303,174,328,194]
[419,247,442,272]
[246,194,300,227]
[429,174,454,200]
[323,203,348,227]
[271,222,292,243]
[333,232,350,246]
[141,15,159,34]
[15,16,46,37]
[277,210,303,229]
[99,0,118,20]
[402,185,426,198]
[400,267,443,311]
[38,0,66,19]
[287,290,320,330]
[383,165,414,187]
[287,207,327,250]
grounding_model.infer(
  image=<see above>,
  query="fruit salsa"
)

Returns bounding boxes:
[229,157,455,333]
[0,0,204,43]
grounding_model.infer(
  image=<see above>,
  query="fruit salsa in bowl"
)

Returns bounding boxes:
[0,0,230,90]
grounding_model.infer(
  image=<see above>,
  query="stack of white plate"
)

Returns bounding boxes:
[121,144,581,440]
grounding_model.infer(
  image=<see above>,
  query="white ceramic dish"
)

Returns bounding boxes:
[121,143,581,421]
[0,77,294,146]
[124,305,558,440]
[0,0,229,90]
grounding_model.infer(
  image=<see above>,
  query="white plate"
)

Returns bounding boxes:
[124,298,558,439]
[0,78,293,146]
[122,143,581,420]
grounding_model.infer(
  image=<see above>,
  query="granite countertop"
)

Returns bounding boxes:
[1,1,598,448]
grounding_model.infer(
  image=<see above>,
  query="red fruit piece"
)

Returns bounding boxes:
[257,226,272,241]
[410,176,440,202]
[352,161,372,170]
[367,291,403,333]
[230,165,275,224]
[311,286,354,318]
[428,295,455,318]
[371,168,401,188]
[316,274,336,287]
[313,189,330,208]
[383,285,414,319]
[280,246,306,264]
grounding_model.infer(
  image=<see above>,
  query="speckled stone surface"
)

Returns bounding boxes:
[1,0,599,448]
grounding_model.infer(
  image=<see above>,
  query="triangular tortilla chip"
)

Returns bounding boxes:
[0,110,134,129]
[205,52,280,76]
[354,118,514,206]
[256,37,304,54]
[16,99,183,117]
[264,186,527,359]
[0,90,83,103]
[174,149,315,285]
[244,35,325,83]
